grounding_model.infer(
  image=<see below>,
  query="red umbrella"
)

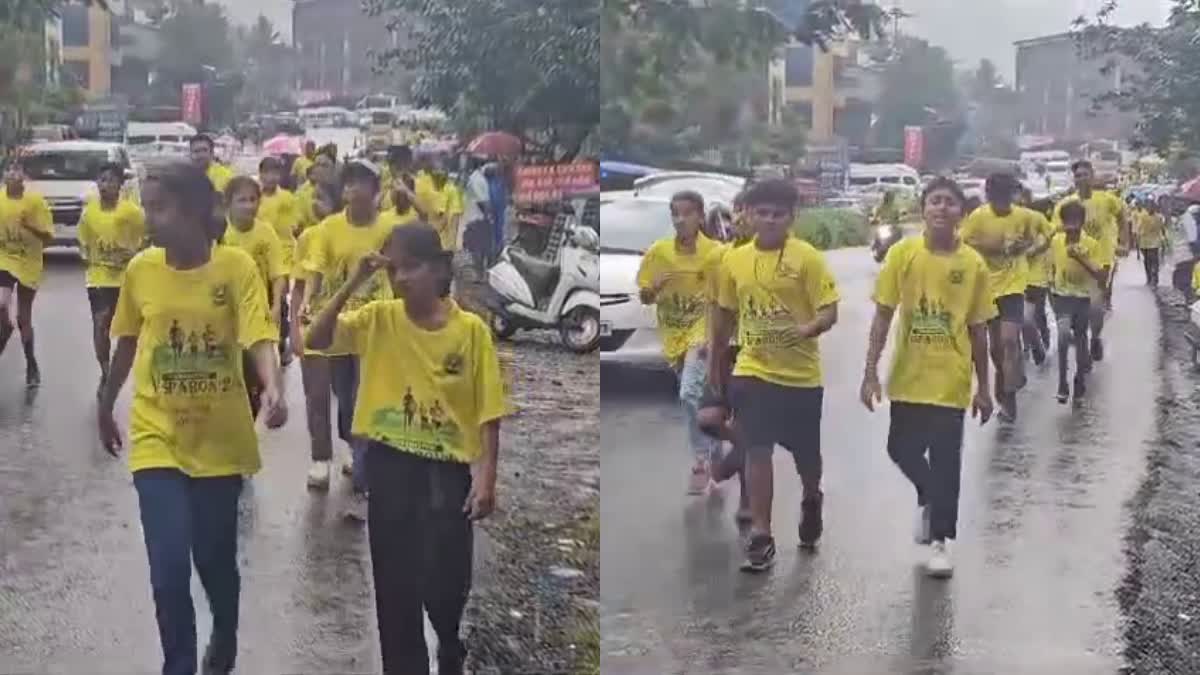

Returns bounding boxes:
[465,131,522,158]
[263,134,304,156]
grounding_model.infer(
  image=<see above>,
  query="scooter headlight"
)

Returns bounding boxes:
[877,225,894,238]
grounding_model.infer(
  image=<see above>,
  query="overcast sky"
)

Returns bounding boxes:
[899,0,1171,79]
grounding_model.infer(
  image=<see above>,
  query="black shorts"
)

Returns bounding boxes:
[0,270,32,293]
[993,293,1025,323]
[86,287,120,315]
[1024,286,1048,305]
[728,376,822,472]
[1050,294,1090,333]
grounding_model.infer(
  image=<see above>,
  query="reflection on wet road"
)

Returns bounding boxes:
[0,257,421,673]
[601,248,1159,673]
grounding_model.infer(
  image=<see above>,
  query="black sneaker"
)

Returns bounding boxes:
[740,533,776,572]
[201,641,235,675]
[798,493,824,548]
[1031,346,1046,366]
[1056,382,1069,404]
[25,364,40,388]
[1090,337,1104,362]
[1073,374,1087,400]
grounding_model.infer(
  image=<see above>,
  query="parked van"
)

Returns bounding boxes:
[848,163,921,192]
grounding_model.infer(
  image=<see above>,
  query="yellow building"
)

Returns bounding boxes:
[769,38,881,147]
[61,3,113,98]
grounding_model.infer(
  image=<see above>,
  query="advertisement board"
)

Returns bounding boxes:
[181,83,204,126]
[903,126,925,169]
[514,162,599,204]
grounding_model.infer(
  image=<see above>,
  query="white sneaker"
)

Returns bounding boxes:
[341,458,354,477]
[913,505,931,545]
[926,540,953,578]
[306,460,331,490]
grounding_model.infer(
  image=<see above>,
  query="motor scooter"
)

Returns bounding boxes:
[870,219,904,263]
[484,218,601,353]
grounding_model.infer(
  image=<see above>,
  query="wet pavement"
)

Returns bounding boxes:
[0,253,592,674]
[601,247,1163,674]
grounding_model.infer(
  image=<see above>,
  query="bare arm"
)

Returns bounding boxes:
[864,304,895,379]
[800,303,838,338]
[969,323,991,397]
[465,420,500,520]
[269,277,286,324]
[100,336,137,410]
[248,339,280,395]
[706,306,735,394]
[305,276,359,351]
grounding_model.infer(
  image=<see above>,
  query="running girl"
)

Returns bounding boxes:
[98,161,285,675]
[306,223,511,675]
[78,161,146,395]
[0,160,53,386]
[223,176,286,416]
[861,177,994,578]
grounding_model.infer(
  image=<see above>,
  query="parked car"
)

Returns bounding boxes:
[599,194,729,364]
[632,171,745,205]
[19,140,138,247]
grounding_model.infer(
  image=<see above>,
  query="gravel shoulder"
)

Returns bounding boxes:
[466,331,599,674]
[1119,281,1200,674]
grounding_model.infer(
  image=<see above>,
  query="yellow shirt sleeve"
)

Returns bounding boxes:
[805,247,840,309]
[471,318,513,424]
[1193,262,1200,295]
[967,254,998,325]
[234,255,278,347]
[111,259,143,338]
[716,254,738,311]
[872,240,903,308]
[329,303,373,354]
[635,243,662,291]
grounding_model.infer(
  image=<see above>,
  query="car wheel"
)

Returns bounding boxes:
[491,312,518,339]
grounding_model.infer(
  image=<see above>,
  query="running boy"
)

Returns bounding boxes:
[861,177,994,579]
[257,157,301,361]
[0,159,53,386]
[98,162,285,675]
[78,162,146,395]
[708,178,839,571]
[1049,201,1106,403]
[637,190,718,493]
[306,224,511,675]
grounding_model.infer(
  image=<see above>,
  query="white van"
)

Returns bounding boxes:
[848,163,921,192]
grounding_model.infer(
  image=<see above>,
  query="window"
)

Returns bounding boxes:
[21,151,113,181]
[64,60,90,89]
[62,5,90,47]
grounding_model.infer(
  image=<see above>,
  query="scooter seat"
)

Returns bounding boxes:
[509,249,560,300]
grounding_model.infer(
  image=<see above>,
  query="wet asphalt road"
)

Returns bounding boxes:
[0,254,430,674]
[601,246,1162,674]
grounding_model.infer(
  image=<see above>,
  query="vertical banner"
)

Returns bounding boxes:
[181,83,203,126]
[903,126,925,169]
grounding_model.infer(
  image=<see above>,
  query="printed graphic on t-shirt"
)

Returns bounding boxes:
[0,227,30,257]
[907,292,953,346]
[371,382,464,458]
[152,318,237,398]
[657,291,706,331]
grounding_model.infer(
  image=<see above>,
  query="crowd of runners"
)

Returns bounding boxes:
[637,159,1146,579]
[0,134,512,675]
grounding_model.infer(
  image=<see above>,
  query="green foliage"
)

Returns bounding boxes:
[368,0,599,159]
[604,0,884,161]
[1075,1,1200,155]
[792,208,870,249]
[875,37,962,150]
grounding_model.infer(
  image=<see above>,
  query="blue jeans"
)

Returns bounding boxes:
[330,354,368,493]
[133,469,244,675]
[678,346,719,463]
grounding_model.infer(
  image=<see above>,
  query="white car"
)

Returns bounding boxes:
[20,140,139,247]
[600,195,728,364]
[632,171,745,205]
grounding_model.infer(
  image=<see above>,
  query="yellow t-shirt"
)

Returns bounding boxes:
[1135,210,1165,250]
[959,204,1039,298]
[423,181,464,251]
[873,236,995,410]
[77,198,146,288]
[636,235,717,365]
[302,211,397,354]
[292,155,313,184]
[111,246,277,477]
[1025,210,1057,288]
[258,188,300,270]
[295,182,319,231]
[716,237,840,388]
[0,190,53,288]
[1049,232,1103,298]
[1053,191,1123,266]
[328,299,514,463]
[292,225,321,280]
[206,163,235,194]
[1192,261,1200,296]
[223,219,285,298]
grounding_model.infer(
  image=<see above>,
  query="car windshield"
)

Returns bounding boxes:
[600,200,674,254]
[21,150,113,180]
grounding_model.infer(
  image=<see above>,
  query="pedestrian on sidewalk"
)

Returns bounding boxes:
[636,190,718,495]
[1049,201,1106,403]
[708,178,839,571]
[861,177,994,579]
[98,162,286,675]
[306,223,512,675]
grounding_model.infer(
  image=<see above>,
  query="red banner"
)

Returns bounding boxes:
[903,126,925,169]
[514,162,599,204]
[181,83,203,126]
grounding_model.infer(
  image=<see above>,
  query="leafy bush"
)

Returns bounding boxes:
[792,208,871,250]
